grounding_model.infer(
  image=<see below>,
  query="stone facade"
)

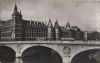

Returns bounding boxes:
[0,5,100,41]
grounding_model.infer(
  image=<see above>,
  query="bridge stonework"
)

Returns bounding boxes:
[0,41,100,63]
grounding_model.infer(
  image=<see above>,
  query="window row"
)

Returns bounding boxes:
[1,33,12,37]
[26,29,47,33]
[25,33,47,37]
[3,21,14,26]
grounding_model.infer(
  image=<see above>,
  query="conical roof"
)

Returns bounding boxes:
[54,19,59,28]
[66,21,70,28]
[48,18,53,27]
[14,4,17,12]
[12,4,22,17]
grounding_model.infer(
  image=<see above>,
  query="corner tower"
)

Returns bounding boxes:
[54,19,60,40]
[47,18,54,40]
[11,4,23,41]
[12,4,22,20]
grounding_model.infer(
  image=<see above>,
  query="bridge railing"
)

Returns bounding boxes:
[0,40,100,45]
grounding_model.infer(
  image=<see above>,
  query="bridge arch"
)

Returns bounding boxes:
[21,45,63,63]
[71,48,100,63]
[70,45,100,60]
[0,46,16,61]
[21,44,63,58]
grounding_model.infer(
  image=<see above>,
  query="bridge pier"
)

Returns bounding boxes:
[15,57,23,63]
[62,56,71,63]
[16,52,22,58]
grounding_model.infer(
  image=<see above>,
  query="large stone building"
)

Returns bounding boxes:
[0,5,99,41]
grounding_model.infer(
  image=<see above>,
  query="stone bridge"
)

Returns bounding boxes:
[0,41,100,63]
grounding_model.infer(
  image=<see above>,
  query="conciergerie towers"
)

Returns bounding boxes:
[0,4,99,41]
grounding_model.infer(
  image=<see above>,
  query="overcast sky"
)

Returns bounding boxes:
[0,0,100,32]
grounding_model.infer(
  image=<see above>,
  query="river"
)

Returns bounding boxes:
[0,55,54,63]
[0,57,52,63]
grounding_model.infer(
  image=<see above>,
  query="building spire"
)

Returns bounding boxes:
[12,4,22,19]
[66,19,70,28]
[14,4,18,12]
[48,18,53,27]
[54,18,59,28]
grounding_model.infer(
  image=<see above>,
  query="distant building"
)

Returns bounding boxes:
[87,31,100,41]
[0,4,99,41]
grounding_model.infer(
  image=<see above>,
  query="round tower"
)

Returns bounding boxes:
[47,18,54,40]
[54,19,60,40]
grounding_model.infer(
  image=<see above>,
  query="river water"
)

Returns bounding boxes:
[0,54,55,63]
[0,55,98,63]
[1,57,51,63]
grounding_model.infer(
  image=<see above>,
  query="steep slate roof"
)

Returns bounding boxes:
[23,20,47,28]
[54,19,59,28]
[71,26,81,31]
[47,18,53,27]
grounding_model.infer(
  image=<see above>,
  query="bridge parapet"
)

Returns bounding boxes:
[0,41,100,63]
[0,41,100,45]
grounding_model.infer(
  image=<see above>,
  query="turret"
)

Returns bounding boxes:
[11,4,23,41]
[65,20,73,40]
[84,31,88,41]
[12,4,22,20]
[47,18,54,40]
[54,19,60,40]
[66,21,70,28]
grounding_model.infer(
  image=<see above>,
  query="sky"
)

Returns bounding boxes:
[0,0,100,32]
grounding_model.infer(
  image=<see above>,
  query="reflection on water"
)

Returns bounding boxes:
[0,58,20,63]
[0,57,51,63]
[0,55,98,63]
[0,59,16,63]
[0,55,52,63]
[22,54,52,63]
